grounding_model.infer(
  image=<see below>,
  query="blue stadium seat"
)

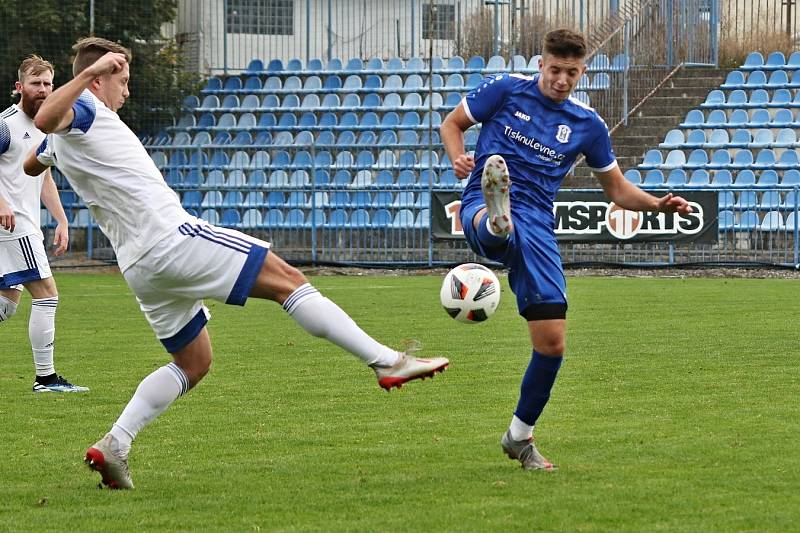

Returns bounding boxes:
[203,170,225,187]
[200,208,220,225]
[760,190,781,209]
[201,191,223,208]
[243,191,264,208]
[284,76,302,92]
[405,57,424,71]
[721,70,745,89]
[264,209,284,228]
[289,170,310,188]
[687,169,710,187]
[266,59,283,72]
[351,209,370,227]
[351,170,373,188]
[663,150,687,168]
[731,150,754,169]
[784,191,800,210]
[225,169,247,188]
[741,51,764,70]
[485,55,506,71]
[332,170,351,187]
[666,169,687,186]
[387,57,404,71]
[223,77,242,92]
[284,208,305,227]
[718,191,735,209]
[221,191,244,208]
[623,169,641,184]
[392,209,415,228]
[327,209,348,228]
[718,209,735,230]
[248,169,268,186]
[685,149,708,168]
[642,169,664,187]
[681,109,704,128]
[287,191,309,208]
[375,170,394,188]
[701,90,725,108]
[735,191,758,209]
[759,211,784,231]
[352,191,372,208]
[373,191,394,208]
[268,170,290,188]
[241,208,263,228]
[767,70,789,87]
[711,169,733,187]
[734,169,757,187]
[329,191,350,208]
[467,56,485,70]
[660,129,684,148]
[343,94,361,108]
[736,211,759,230]
[782,169,800,186]
[323,75,342,90]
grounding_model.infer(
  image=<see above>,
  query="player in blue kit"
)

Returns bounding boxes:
[441,29,692,470]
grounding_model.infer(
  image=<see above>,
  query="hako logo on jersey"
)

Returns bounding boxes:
[553,201,705,239]
[556,125,571,143]
[514,110,531,122]
[605,203,643,239]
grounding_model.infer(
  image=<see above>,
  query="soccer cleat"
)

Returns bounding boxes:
[481,154,513,237]
[32,375,89,393]
[85,434,134,490]
[372,341,449,391]
[500,430,556,471]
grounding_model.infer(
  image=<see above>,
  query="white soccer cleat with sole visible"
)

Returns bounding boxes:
[371,341,449,391]
[84,433,134,489]
[481,154,513,237]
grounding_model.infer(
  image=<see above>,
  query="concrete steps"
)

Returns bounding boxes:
[566,65,728,188]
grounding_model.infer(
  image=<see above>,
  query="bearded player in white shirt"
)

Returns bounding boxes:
[0,55,87,393]
[29,37,448,489]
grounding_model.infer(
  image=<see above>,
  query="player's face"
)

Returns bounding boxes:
[537,54,586,103]
[16,71,54,118]
[99,62,130,112]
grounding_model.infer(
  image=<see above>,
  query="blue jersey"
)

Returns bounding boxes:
[462,73,616,218]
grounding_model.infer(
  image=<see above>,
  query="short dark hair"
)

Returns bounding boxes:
[72,37,132,77]
[543,28,587,59]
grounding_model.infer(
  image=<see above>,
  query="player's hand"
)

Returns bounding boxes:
[0,203,15,232]
[86,52,128,77]
[453,154,475,179]
[657,193,693,214]
[53,222,69,256]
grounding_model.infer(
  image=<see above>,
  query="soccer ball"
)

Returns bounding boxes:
[440,263,501,324]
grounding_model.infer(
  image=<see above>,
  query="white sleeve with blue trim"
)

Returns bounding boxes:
[65,91,97,135]
[36,134,56,166]
[0,118,10,156]
[584,118,617,172]
[461,74,512,124]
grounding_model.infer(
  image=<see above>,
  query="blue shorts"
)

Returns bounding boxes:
[460,201,567,320]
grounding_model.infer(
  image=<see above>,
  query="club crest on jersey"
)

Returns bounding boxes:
[556,125,571,143]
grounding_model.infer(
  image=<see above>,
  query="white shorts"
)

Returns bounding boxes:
[0,234,52,291]
[122,221,270,353]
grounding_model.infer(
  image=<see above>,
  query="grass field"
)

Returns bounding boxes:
[1,272,799,531]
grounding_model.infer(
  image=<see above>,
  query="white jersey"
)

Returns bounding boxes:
[49,90,194,271]
[0,105,46,242]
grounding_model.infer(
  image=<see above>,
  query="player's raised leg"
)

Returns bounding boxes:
[249,251,449,390]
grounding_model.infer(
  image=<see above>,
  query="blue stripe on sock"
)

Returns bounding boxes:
[166,362,189,395]
[282,284,320,314]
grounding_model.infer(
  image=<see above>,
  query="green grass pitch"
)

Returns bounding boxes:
[1,272,799,531]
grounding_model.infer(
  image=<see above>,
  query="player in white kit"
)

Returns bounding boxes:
[30,37,448,489]
[0,55,87,393]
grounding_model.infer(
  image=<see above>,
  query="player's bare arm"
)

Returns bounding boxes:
[0,193,15,232]
[23,145,49,176]
[40,169,69,255]
[595,165,693,215]
[35,52,127,133]
[441,104,475,179]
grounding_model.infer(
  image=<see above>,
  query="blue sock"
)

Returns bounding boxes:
[514,351,563,426]
[475,213,508,248]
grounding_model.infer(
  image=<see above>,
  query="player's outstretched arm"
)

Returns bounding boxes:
[441,105,475,179]
[40,169,69,255]
[35,52,127,133]
[596,165,693,214]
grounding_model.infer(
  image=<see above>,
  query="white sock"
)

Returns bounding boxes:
[30,297,58,377]
[509,415,534,441]
[283,283,400,367]
[110,362,189,455]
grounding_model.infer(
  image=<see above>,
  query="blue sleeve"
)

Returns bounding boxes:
[463,74,512,123]
[583,117,617,171]
[0,119,10,155]
[70,91,97,133]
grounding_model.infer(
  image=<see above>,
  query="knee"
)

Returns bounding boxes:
[534,337,565,356]
[284,263,308,288]
[0,297,18,322]
[183,356,212,389]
